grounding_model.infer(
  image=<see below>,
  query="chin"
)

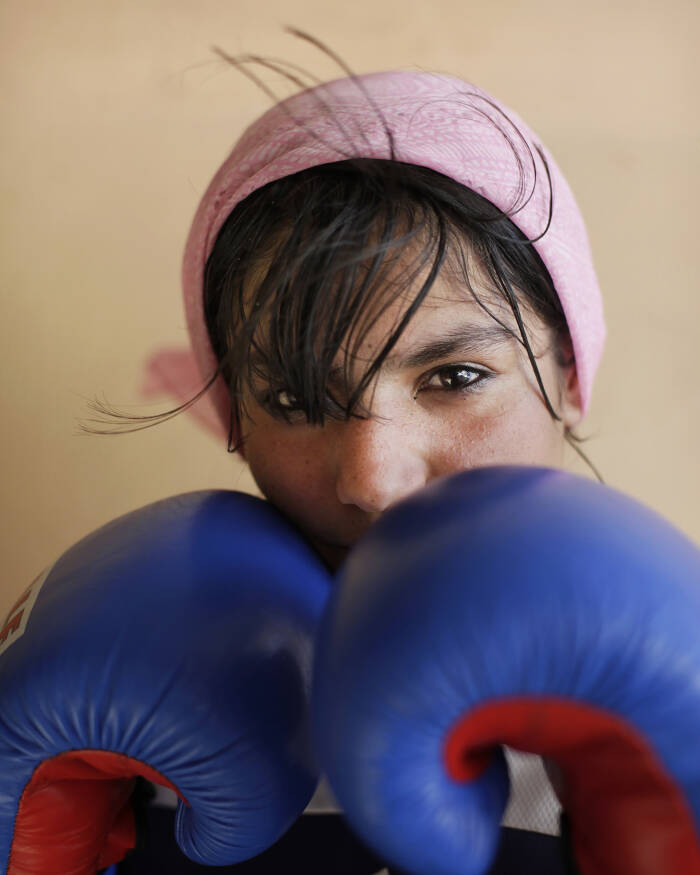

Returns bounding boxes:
[301,515,375,557]
[309,540,351,572]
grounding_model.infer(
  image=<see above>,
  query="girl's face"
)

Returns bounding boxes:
[238,270,583,569]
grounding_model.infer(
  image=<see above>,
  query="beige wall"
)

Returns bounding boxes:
[2,0,698,615]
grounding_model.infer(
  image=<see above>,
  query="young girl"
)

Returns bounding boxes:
[94,28,605,875]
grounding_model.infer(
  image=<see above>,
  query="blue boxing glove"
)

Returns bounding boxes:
[0,490,330,873]
[313,466,700,875]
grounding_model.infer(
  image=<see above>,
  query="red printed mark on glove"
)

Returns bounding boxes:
[0,567,51,658]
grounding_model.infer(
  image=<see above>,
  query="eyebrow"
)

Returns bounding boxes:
[328,321,517,382]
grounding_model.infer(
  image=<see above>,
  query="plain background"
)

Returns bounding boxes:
[1,0,698,616]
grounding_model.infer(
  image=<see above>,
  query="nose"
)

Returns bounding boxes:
[333,413,429,514]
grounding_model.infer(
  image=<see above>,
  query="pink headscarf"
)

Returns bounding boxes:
[143,70,605,443]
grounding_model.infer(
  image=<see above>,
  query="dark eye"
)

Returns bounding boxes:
[275,390,299,409]
[422,365,487,392]
[259,386,353,426]
[258,388,304,420]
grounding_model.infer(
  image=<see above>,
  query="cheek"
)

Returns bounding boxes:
[242,427,332,525]
[429,391,565,473]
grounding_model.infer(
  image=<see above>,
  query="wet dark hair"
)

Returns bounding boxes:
[82,29,599,479]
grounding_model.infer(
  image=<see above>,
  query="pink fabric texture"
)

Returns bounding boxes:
[144,70,605,443]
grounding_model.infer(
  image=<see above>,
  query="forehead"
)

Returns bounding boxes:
[342,256,522,366]
[245,224,551,384]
